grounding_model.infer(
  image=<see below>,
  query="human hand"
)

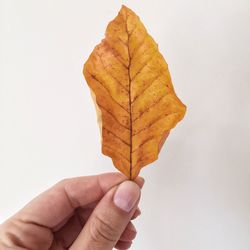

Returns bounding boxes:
[0,173,144,250]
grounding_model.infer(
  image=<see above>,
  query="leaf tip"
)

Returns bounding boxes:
[120,4,135,16]
[121,4,129,11]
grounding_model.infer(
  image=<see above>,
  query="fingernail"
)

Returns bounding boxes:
[113,181,140,213]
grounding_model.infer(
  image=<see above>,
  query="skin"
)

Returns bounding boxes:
[0,173,144,250]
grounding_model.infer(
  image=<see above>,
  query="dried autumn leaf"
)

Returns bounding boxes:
[83,5,186,179]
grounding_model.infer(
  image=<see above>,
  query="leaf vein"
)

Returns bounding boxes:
[96,53,129,93]
[103,40,128,69]
[103,127,130,147]
[103,145,130,162]
[86,70,129,114]
[133,94,167,122]
[132,136,155,153]
[97,104,130,131]
[132,73,162,104]
[131,52,157,81]
[130,35,147,58]
[133,112,178,136]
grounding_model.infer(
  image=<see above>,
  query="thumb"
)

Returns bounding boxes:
[70,180,141,250]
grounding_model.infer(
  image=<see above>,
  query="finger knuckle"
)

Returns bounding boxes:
[90,213,117,243]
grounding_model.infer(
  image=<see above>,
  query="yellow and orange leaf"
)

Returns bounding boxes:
[83,5,186,179]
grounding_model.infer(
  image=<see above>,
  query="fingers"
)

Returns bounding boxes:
[114,222,137,250]
[134,177,144,188]
[131,207,141,220]
[54,217,137,248]
[15,173,131,229]
[53,178,143,248]
[114,221,138,250]
[119,222,137,242]
[0,173,144,250]
[54,213,83,248]
[54,205,141,248]
[115,240,132,250]
[70,181,141,250]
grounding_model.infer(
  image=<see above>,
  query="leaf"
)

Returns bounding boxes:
[83,5,186,179]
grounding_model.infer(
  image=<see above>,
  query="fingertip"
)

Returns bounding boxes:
[115,240,132,250]
[113,181,141,213]
[119,222,137,242]
[134,176,145,189]
[131,207,141,220]
[97,172,128,193]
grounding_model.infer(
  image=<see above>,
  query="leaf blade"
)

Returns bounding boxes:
[84,5,186,179]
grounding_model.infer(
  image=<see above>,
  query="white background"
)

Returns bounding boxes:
[1,0,250,249]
